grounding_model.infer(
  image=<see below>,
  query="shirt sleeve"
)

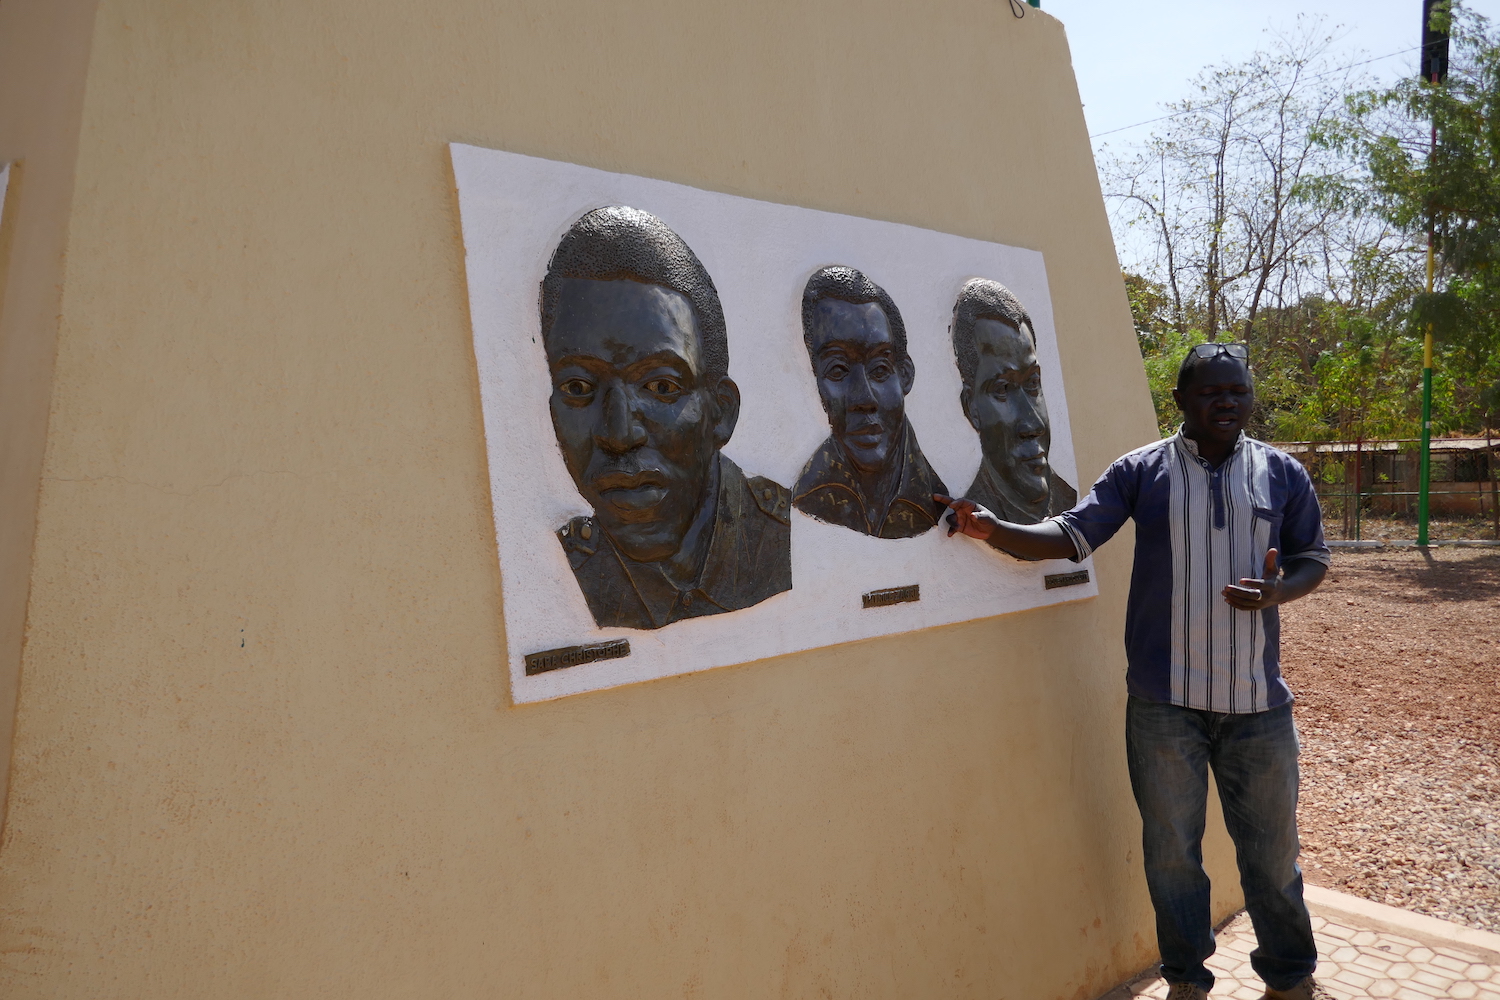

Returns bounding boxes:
[1050,455,1139,562]
[1279,455,1332,567]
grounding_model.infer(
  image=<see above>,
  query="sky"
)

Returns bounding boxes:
[1048,0,1500,148]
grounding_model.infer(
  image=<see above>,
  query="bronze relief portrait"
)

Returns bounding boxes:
[950,278,1076,524]
[542,207,792,630]
[792,266,947,538]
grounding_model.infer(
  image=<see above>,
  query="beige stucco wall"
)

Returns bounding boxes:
[0,0,101,827]
[0,1,1241,997]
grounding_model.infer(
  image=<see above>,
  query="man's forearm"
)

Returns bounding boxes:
[985,520,1078,561]
[1276,557,1327,604]
[934,494,1082,561]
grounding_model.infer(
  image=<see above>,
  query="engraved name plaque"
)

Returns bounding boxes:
[862,584,921,609]
[1043,570,1090,590]
[524,639,632,676]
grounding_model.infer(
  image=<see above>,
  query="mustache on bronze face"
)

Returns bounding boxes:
[1013,441,1048,460]
[592,469,670,492]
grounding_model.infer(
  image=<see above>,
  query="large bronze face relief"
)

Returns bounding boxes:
[541,207,792,630]
[793,266,947,538]
[951,278,1077,526]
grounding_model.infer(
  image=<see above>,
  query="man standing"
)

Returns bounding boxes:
[794,265,947,538]
[937,344,1331,1000]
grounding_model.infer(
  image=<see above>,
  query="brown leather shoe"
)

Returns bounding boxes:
[1262,976,1333,1000]
[1165,983,1208,1000]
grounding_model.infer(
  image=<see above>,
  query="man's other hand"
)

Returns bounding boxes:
[1223,548,1283,610]
[934,494,999,540]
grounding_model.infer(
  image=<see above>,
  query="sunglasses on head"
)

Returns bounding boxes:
[1190,343,1249,361]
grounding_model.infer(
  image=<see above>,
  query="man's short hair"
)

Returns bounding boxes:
[950,278,1034,390]
[801,266,910,368]
[1175,347,1252,393]
[540,206,729,382]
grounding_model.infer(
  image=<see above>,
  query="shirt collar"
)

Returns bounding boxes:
[1174,427,1245,463]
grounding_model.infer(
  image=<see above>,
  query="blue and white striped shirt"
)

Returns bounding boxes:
[1053,431,1330,714]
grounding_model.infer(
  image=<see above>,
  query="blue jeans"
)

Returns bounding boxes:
[1126,696,1317,992]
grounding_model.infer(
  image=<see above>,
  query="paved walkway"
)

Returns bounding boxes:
[1103,887,1500,999]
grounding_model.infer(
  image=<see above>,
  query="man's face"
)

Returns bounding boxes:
[808,298,912,475]
[545,277,734,563]
[963,318,1052,503]
[1173,356,1253,446]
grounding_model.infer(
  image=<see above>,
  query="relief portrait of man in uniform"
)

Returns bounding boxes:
[950,277,1077,524]
[793,266,947,538]
[540,206,792,630]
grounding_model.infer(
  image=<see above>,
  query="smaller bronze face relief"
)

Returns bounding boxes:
[809,297,909,478]
[793,267,947,539]
[951,278,1076,526]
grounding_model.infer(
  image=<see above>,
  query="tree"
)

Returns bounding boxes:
[1315,2,1500,433]
[1102,24,1370,347]
[1105,24,1422,440]
[1122,271,1174,354]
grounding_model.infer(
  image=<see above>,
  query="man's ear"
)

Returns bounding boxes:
[899,356,916,396]
[711,375,741,447]
[960,386,981,432]
[1172,387,1184,412]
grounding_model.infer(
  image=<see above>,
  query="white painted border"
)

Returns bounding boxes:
[451,145,1097,703]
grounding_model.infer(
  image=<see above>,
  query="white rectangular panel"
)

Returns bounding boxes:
[451,145,1096,703]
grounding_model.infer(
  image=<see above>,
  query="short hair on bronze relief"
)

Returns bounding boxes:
[539,206,729,381]
[950,278,1035,388]
[801,266,910,367]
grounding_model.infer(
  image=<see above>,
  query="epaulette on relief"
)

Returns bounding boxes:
[557,515,598,570]
[748,476,791,525]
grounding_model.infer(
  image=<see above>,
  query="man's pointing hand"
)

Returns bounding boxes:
[934,494,999,540]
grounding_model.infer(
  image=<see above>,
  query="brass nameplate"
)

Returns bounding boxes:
[862,584,920,609]
[524,639,631,676]
[1044,570,1090,590]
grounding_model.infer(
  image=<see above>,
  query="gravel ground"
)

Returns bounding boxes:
[1324,512,1500,542]
[1280,547,1500,932]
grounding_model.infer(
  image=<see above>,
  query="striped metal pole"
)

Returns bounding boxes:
[1416,0,1448,546]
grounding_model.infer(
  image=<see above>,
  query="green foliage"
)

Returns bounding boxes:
[1313,2,1500,431]
[1127,273,1435,442]
[1266,324,1426,441]
[1405,289,1470,342]
[1115,8,1500,442]
[1140,329,1201,437]
[1124,271,1175,355]
[1481,377,1500,413]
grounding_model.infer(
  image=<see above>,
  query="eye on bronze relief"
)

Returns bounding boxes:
[791,266,948,539]
[950,278,1077,534]
[541,206,793,630]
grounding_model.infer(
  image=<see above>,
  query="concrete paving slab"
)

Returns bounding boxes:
[1096,885,1500,999]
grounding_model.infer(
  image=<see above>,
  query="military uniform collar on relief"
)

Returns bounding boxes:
[968,458,1077,524]
[792,419,946,539]
[558,454,791,630]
